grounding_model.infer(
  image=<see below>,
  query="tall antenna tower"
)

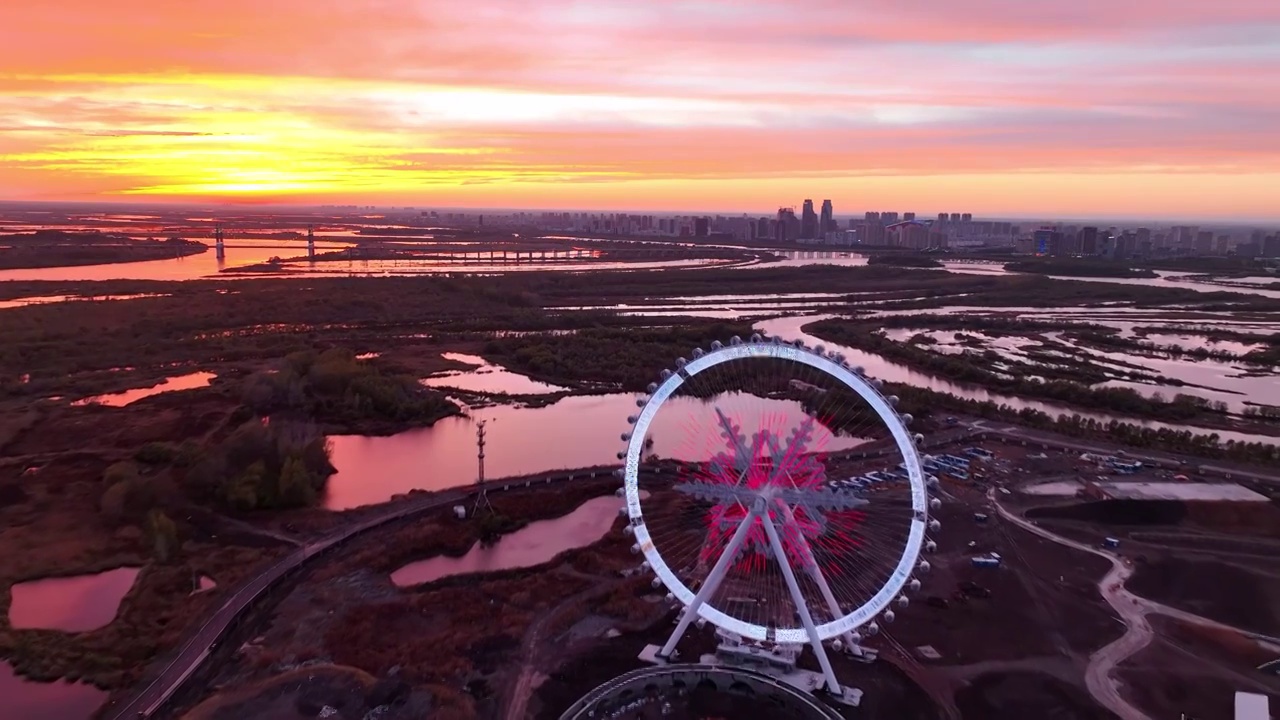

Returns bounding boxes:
[307,224,315,260]
[472,420,493,514]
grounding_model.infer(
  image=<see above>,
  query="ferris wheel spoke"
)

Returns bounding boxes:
[775,501,860,644]
[624,336,938,677]
[660,503,761,659]
[759,505,842,693]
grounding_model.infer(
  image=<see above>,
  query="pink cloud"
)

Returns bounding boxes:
[1,0,1278,212]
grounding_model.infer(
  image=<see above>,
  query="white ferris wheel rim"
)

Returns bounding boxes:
[622,339,928,643]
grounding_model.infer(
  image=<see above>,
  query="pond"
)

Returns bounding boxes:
[0,662,106,720]
[191,575,217,595]
[390,494,625,586]
[8,567,140,632]
[324,393,869,510]
[70,372,216,407]
[421,353,569,395]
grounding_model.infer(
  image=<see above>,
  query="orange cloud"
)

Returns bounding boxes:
[0,0,1278,217]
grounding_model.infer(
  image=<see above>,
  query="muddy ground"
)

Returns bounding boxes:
[177,441,1139,720]
[954,671,1119,720]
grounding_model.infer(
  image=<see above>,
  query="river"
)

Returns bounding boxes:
[3,237,1280,299]
[753,314,1275,445]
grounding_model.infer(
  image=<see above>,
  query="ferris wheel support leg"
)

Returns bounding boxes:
[659,507,758,660]
[777,506,861,653]
[760,512,843,695]
[802,548,858,646]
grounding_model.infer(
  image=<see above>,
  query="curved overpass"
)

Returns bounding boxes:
[558,664,844,720]
[103,466,620,720]
[103,435,977,719]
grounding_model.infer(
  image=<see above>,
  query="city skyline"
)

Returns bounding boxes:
[5,199,1276,230]
[2,1,1279,220]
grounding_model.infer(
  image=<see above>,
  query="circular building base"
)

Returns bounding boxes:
[559,664,845,720]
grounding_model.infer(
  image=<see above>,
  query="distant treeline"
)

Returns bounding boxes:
[1004,259,1158,278]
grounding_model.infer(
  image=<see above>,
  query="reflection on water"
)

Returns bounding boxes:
[1044,328,1279,406]
[0,243,734,281]
[421,353,568,395]
[941,263,1280,299]
[325,393,868,510]
[755,314,1277,445]
[0,294,168,311]
[71,372,216,407]
[8,567,140,632]
[882,326,1277,413]
[390,495,624,586]
[254,256,731,276]
[0,662,106,720]
[555,291,912,320]
[866,305,1279,336]
[1135,333,1263,355]
[191,575,217,595]
[750,251,869,270]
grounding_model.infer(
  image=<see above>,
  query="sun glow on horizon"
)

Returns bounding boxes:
[1,0,1279,217]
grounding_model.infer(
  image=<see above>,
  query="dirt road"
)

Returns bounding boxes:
[990,488,1280,720]
[503,577,625,720]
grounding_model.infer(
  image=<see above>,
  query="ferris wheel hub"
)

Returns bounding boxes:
[622,336,941,704]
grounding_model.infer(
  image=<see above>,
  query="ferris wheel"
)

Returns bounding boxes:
[618,334,940,697]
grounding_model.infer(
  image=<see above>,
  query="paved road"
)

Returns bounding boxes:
[989,489,1280,720]
[989,488,1151,720]
[104,468,608,720]
[101,421,1276,720]
[970,420,1280,486]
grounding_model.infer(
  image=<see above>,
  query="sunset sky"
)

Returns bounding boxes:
[1,0,1278,219]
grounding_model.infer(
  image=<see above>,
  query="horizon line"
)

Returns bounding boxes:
[1,198,1278,228]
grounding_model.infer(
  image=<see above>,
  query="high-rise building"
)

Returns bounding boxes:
[937,213,948,223]
[773,206,793,242]
[961,213,972,222]
[886,221,929,249]
[858,223,886,245]
[1078,227,1098,255]
[865,211,881,223]
[903,212,916,222]
[777,208,799,243]
[950,213,962,223]
[881,212,900,224]
[1033,228,1061,256]
[820,200,834,235]
[801,199,818,240]
[1171,226,1198,250]
[694,217,710,237]
[1194,230,1213,254]
[756,217,771,240]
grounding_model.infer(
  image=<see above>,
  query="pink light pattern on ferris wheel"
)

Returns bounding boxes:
[674,408,868,577]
